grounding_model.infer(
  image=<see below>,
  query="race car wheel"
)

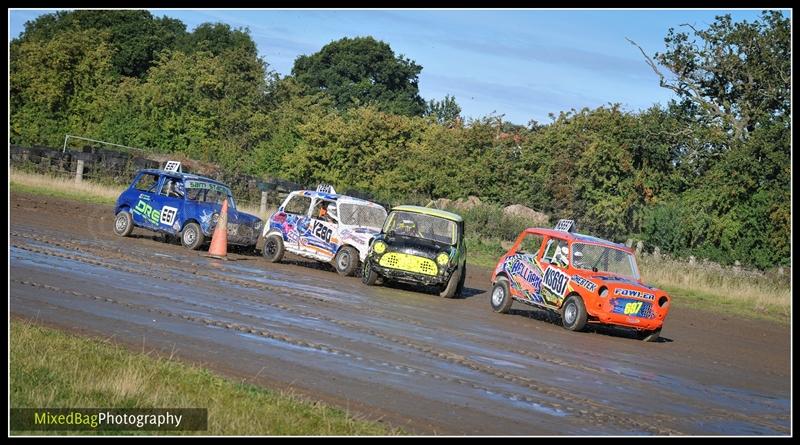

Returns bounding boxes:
[334,246,359,276]
[362,262,379,286]
[439,265,463,298]
[113,211,133,237]
[490,278,513,313]
[640,328,661,342]
[456,264,467,296]
[262,235,284,263]
[181,222,205,250]
[561,294,588,331]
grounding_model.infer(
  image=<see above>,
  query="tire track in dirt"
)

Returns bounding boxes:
[12,237,685,434]
[13,276,684,434]
[13,233,773,434]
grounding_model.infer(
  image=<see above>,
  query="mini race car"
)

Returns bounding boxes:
[261,185,388,276]
[490,219,670,341]
[362,205,466,298]
[113,161,262,250]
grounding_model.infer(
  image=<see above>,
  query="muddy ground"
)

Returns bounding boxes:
[9,193,791,435]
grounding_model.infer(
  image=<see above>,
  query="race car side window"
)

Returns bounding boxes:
[542,239,557,262]
[133,173,159,192]
[516,234,543,256]
[311,199,336,220]
[284,194,312,216]
[159,178,184,198]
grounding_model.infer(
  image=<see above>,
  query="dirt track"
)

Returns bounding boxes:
[9,193,791,435]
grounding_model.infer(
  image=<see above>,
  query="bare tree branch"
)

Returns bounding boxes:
[626,37,744,140]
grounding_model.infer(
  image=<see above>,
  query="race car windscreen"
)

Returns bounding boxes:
[572,243,640,280]
[339,203,387,230]
[185,180,235,209]
[385,211,456,245]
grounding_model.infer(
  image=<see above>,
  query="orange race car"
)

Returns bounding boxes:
[490,220,670,341]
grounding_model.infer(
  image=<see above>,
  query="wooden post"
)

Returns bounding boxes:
[260,191,268,217]
[75,159,84,183]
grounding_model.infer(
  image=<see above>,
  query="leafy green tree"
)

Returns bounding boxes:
[629,10,790,140]
[179,22,258,58]
[10,29,116,146]
[14,10,186,79]
[424,95,462,125]
[291,36,425,116]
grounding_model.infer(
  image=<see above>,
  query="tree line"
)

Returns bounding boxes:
[10,10,790,269]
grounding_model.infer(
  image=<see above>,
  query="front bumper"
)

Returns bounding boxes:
[588,297,668,331]
[366,255,455,287]
[215,223,260,247]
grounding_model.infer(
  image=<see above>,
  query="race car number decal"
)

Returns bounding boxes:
[312,220,332,243]
[542,266,569,297]
[623,301,643,315]
[160,206,178,226]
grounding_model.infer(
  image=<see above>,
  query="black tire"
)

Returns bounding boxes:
[490,278,513,313]
[640,328,661,342]
[362,261,378,286]
[561,294,588,331]
[439,265,462,298]
[334,246,359,276]
[456,263,467,296]
[262,234,285,263]
[181,222,205,250]
[113,211,133,237]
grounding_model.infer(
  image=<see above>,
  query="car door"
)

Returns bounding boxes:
[507,233,546,305]
[539,236,572,307]
[153,176,184,234]
[130,172,163,230]
[300,198,337,261]
[280,192,313,253]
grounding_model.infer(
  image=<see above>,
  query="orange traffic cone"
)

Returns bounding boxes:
[206,199,228,259]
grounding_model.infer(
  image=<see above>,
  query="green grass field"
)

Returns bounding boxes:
[10,320,400,436]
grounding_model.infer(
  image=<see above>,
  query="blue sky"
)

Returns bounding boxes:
[9,8,782,126]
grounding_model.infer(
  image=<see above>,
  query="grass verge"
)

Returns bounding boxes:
[11,170,122,205]
[10,320,401,436]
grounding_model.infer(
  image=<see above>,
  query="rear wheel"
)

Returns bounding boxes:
[334,246,359,276]
[362,261,378,285]
[113,211,133,237]
[561,294,588,331]
[181,222,205,250]
[490,278,513,313]
[262,235,285,263]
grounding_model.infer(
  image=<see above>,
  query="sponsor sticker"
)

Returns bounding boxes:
[614,288,655,300]
[571,275,597,292]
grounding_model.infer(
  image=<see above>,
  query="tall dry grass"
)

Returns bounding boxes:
[638,254,790,321]
[11,169,125,202]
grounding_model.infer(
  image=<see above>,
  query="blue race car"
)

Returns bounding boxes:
[113,164,262,250]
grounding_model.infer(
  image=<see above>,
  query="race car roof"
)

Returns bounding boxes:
[525,228,630,251]
[296,190,384,208]
[137,169,231,189]
[390,205,464,223]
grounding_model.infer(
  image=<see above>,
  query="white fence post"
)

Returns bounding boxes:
[75,159,84,183]
[260,191,268,217]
